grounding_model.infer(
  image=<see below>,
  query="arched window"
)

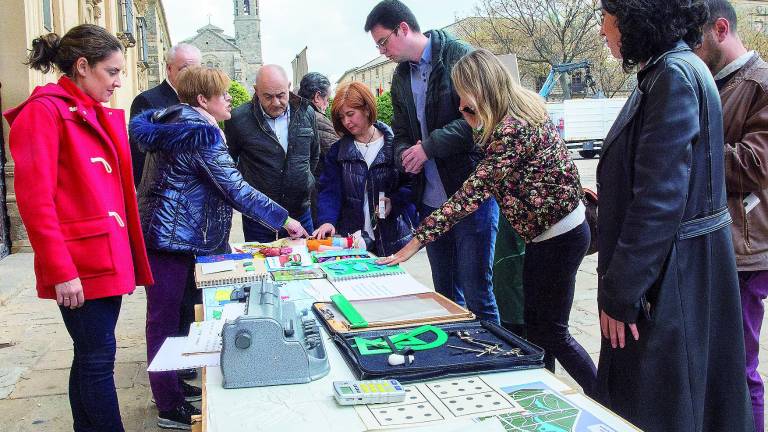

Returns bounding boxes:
[243,0,250,15]
[207,61,214,68]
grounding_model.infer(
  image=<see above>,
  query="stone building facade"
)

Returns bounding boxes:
[0,0,171,254]
[184,0,263,92]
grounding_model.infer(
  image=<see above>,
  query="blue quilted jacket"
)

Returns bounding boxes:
[129,104,288,254]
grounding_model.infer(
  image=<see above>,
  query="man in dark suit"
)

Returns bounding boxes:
[129,43,202,388]
[130,43,201,187]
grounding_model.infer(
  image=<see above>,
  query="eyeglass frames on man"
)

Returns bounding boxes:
[375,27,399,50]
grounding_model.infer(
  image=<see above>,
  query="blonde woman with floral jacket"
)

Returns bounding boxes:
[380,48,596,395]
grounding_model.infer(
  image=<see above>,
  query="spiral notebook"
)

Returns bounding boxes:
[319,258,430,301]
[194,254,268,288]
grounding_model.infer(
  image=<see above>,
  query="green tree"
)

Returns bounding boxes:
[376,92,393,125]
[229,81,250,109]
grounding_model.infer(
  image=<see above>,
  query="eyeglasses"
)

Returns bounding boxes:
[375,27,399,50]
[460,106,476,115]
[594,8,605,25]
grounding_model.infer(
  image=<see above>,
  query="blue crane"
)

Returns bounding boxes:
[538,60,596,99]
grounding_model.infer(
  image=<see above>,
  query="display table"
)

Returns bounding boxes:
[198,277,639,431]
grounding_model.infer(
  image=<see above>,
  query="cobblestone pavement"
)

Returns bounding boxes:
[1,157,765,431]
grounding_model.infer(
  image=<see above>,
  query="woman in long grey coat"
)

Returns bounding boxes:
[595,1,753,430]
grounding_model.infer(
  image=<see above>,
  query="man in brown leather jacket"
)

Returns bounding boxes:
[697,1,768,429]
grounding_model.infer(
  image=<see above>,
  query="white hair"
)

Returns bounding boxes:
[165,43,201,64]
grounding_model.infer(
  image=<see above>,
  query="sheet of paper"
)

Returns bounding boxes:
[330,273,431,301]
[200,260,236,275]
[303,279,339,302]
[221,302,246,321]
[147,337,220,372]
[184,320,224,354]
[353,296,449,323]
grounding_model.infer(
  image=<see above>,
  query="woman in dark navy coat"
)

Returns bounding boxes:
[595,1,753,430]
[313,82,414,256]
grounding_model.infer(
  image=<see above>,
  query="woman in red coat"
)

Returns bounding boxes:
[3,24,153,431]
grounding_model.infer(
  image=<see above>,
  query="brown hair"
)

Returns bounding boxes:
[176,66,230,106]
[331,82,377,136]
[26,24,124,75]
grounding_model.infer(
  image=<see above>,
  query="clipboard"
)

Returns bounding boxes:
[313,291,475,334]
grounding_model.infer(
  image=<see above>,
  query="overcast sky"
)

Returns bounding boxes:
[163,0,479,84]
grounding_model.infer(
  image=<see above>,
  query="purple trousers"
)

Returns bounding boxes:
[146,250,196,412]
[739,270,768,432]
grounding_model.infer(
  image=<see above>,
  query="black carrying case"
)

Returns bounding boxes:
[331,320,545,383]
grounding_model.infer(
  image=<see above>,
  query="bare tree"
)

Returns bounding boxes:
[474,0,601,99]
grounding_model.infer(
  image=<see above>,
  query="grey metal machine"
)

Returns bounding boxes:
[220,279,330,389]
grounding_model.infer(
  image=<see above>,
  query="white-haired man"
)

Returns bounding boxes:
[130,43,201,186]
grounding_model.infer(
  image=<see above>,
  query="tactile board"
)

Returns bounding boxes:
[355,376,523,430]
[426,376,493,398]
[370,397,445,427]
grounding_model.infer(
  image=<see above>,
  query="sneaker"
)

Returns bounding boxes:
[157,400,201,430]
[181,381,202,402]
[177,368,197,381]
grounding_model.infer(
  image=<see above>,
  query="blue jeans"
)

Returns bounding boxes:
[242,208,314,243]
[59,296,124,432]
[421,199,500,322]
[523,220,596,395]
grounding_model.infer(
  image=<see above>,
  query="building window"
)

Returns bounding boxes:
[43,0,53,31]
[243,0,250,15]
[117,0,136,47]
[136,16,149,68]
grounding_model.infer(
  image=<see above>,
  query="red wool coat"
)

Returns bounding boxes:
[3,77,153,299]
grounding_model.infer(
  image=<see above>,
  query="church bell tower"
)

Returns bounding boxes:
[234,0,263,91]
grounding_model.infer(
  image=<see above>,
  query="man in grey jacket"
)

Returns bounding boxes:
[225,65,319,242]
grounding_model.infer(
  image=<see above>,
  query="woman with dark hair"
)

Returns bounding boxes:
[313,81,414,256]
[3,24,153,431]
[131,66,307,429]
[596,1,753,430]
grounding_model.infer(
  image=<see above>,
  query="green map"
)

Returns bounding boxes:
[493,389,579,431]
[477,383,616,432]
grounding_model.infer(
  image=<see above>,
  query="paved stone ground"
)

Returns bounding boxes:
[1,158,765,431]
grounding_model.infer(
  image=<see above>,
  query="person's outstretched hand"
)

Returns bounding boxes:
[376,238,421,266]
[312,223,336,239]
[284,217,308,238]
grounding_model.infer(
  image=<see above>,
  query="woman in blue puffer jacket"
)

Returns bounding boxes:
[313,81,415,256]
[129,66,307,428]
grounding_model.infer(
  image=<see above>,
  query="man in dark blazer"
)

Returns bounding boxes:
[130,43,201,187]
[129,43,202,388]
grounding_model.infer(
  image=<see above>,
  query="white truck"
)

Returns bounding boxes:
[546,97,628,159]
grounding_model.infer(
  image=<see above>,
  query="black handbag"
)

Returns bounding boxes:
[583,187,598,255]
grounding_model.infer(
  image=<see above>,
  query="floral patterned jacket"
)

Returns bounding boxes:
[415,115,583,244]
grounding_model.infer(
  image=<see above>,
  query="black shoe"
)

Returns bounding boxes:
[177,368,197,381]
[157,400,201,430]
[181,381,202,402]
